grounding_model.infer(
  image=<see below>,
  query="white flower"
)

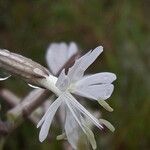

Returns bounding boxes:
[46,42,78,75]
[37,43,117,149]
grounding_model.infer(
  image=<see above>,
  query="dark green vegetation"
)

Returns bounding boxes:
[0,0,150,149]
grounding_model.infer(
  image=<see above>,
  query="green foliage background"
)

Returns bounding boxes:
[0,0,150,149]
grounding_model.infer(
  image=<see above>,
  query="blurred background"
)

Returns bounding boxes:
[0,0,150,149]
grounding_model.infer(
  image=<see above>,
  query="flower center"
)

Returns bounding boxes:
[42,75,62,96]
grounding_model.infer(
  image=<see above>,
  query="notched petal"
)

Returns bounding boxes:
[73,84,114,101]
[46,42,79,75]
[67,46,103,82]
[37,96,63,142]
[65,92,103,129]
[65,109,81,149]
[76,72,117,86]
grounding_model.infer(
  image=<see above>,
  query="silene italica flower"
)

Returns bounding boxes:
[0,43,116,149]
[37,43,116,149]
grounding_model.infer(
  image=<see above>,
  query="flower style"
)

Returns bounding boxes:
[37,43,117,149]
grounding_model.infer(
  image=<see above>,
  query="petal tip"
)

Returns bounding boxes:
[96,46,103,53]
[39,137,44,143]
[39,132,46,143]
[113,74,117,81]
[92,46,103,57]
[37,121,43,128]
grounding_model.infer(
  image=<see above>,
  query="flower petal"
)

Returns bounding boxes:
[55,69,70,91]
[76,72,117,86]
[65,109,81,149]
[68,42,78,58]
[82,119,97,150]
[46,43,67,75]
[38,96,63,142]
[64,92,103,129]
[65,97,86,133]
[68,46,103,82]
[46,42,78,75]
[73,84,114,100]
